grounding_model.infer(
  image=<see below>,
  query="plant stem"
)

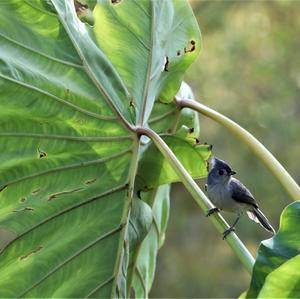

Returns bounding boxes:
[137,127,255,274]
[177,98,300,201]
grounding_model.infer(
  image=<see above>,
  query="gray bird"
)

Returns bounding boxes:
[205,157,275,239]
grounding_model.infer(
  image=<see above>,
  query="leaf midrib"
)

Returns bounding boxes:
[139,0,155,126]
[54,0,134,132]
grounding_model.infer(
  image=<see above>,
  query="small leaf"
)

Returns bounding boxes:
[137,132,211,190]
[131,185,170,298]
[128,198,153,248]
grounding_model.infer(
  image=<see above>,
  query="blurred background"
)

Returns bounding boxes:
[150,1,300,298]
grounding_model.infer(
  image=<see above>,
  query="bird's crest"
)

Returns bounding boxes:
[210,157,233,173]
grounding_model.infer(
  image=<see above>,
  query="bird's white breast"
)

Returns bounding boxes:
[207,181,246,213]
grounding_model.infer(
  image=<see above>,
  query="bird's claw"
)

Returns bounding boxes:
[222,227,235,240]
[206,207,220,217]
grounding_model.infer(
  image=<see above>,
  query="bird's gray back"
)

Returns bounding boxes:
[229,178,258,208]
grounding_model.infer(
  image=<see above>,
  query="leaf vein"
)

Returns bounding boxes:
[0,73,116,121]
[0,147,132,190]
[0,132,132,142]
[85,275,115,298]
[19,226,123,297]
[0,184,128,255]
[0,32,83,69]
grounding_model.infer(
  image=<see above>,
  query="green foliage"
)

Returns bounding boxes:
[137,128,211,189]
[152,1,300,298]
[245,201,300,298]
[131,185,171,298]
[1,1,299,298]
[0,0,207,298]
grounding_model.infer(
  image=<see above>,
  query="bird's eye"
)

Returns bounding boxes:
[218,170,224,176]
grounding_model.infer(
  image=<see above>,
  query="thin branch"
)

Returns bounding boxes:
[137,127,255,274]
[176,98,300,201]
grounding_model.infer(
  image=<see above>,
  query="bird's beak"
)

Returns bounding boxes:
[229,171,236,176]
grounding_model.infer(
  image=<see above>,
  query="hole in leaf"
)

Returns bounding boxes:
[184,40,196,54]
[37,147,47,158]
[188,127,194,133]
[177,50,181,56]
[164,56,169,72]
[137,190,142,199]
[111,0,122,4]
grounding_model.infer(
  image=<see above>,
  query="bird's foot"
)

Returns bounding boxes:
[222,227,235,240]
[206,207,220,217]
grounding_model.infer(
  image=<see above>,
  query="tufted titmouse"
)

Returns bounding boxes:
[205,157,275,239]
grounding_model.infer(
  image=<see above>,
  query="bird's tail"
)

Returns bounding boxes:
[247,208,276,234]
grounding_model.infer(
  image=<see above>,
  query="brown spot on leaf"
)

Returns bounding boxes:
[20,246,43,261]
[111,0,122,4]
[48,187,84,201]
[13,207,34,212]
[119,222,126,230]
[0,185,7,193]
[32,188,40,194]
[129,98,135,108]
[177,50,181,56]
[38,147,47,158]
[195,138,200,144]
[74,1,88,14]
[85,178,97,185]
[20,197,26,203]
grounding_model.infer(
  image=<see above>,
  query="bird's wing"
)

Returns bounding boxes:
[230,179,258,208]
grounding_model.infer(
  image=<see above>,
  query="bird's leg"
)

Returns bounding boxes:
[223,215,240,240]
[206,207,221,217]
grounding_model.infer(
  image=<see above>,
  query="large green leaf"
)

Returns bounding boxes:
[258,254,300,298]
[0,0,202,298]
[245,201,300,298]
